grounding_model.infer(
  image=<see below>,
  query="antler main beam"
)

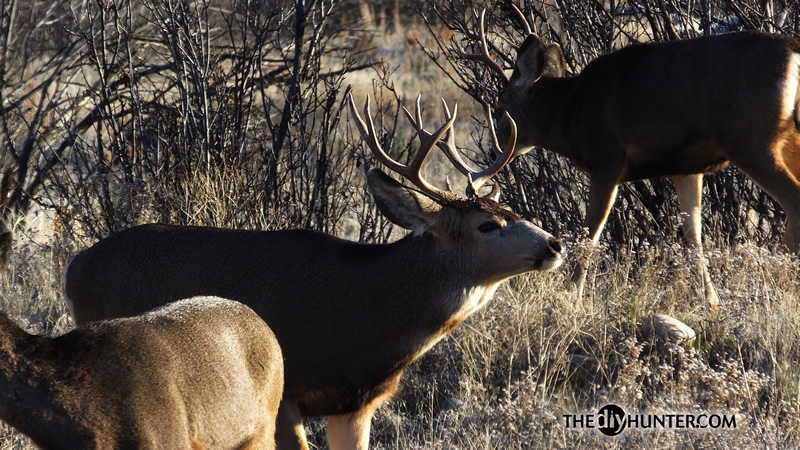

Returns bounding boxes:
[348,93,458,203]
[462,9,509,82]
[433,101,517,196]
[463,6,534,84]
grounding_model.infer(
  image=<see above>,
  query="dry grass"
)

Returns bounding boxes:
[359,240,800,448]
[2,189,800,449]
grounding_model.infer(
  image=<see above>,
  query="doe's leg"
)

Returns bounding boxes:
[572,175,619,298]
[673,174,719,310]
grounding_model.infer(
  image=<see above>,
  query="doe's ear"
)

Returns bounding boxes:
[366,169,441,234]
[512,34,565,88]
[542,43,566,78]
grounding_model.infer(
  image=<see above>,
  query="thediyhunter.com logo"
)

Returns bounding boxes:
[563,404,737,436]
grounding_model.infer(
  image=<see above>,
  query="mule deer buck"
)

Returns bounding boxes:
[467,7,800,308]
[0,296,283,449]
[63,94,565,449]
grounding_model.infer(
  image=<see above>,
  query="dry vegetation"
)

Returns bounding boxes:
[2,0,800,448]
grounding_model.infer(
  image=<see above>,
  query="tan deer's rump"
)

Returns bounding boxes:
[1,296,283,449]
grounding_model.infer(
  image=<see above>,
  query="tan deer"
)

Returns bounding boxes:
[63,94,565,449]
[467,7,800,308]
[1,296,283,449]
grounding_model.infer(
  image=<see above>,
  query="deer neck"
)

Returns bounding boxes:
[376,234,503,354]
[522,76,576,159]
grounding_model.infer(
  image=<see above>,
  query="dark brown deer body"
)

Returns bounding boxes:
[503,32,800,182]
[64,96,565,449]
[0,296,283,449]
[482,22,800,306]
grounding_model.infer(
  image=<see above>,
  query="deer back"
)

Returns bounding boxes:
[0,296,283,449]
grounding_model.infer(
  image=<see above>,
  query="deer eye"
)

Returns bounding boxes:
[478,222,501,233]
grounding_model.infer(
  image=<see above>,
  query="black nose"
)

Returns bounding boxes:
[549,238,565,256]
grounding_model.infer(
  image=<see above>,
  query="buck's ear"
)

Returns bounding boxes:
[367,168,441,233]
[512,34,564,88]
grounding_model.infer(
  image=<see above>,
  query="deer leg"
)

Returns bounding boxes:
[673,174,719,310]
[326,409,374,450]
[572,175,619,297]
[326,374,402,450]
[773,143,800,253]
[727,134,800,252]
[755,177,800,253]
[274,400,309,450]
[784,215,800,253]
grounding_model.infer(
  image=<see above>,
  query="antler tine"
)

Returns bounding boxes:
[350,93,457,202]
[400,96,430,144]
[348,93,407,176]
[511,4,533,36]
[400,95,459,179]
[400,95,426,140]
[413,94,424,135]
[467,104,517,194]
[435,98,477,178]
[462,9,509,82]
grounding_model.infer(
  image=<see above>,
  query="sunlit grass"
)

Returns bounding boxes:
[3,191,800,449]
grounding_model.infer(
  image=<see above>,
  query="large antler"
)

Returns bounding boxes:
[463,9,509,83]
[463,6,533,83]
[349,94,517,201]
[511,4,532,36]
[405,96,517,198]
[348,93,459,203]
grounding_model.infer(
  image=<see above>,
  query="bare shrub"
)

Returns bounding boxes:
[0,0,383,245]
